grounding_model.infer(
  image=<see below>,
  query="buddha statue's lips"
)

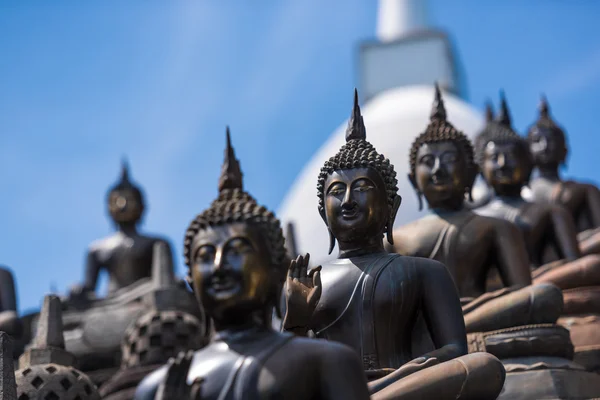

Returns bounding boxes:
[209,275,239,292]
[341,209,359,218]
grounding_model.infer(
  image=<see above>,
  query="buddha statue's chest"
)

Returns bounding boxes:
[97,236,155,272]
[312,256,411,352]
[187,334,291,399]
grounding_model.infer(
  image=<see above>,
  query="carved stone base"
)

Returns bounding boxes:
[467,324,573,360]
[558,313,600,371]
[498,356,600,400]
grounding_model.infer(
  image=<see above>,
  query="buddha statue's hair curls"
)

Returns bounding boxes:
[316,89,399,216]
[409,84,477,182]
[183,128,286,275]
[474,93,531,167]
[527,95,567,146]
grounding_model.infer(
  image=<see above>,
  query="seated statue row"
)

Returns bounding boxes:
[283,90,504,398]
[523,96,600,254]
[474,93,600,296]
[136,115,504,399]
[390,85,561,334]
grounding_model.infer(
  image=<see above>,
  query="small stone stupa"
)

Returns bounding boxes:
[15,295,100,400]
[98,243,206,400]
[0,331,17,400]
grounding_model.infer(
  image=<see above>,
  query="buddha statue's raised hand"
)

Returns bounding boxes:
[283,253,322,334]
[156,350,204,400]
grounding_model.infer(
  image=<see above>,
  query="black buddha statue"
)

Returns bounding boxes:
[475,93,600,291]
[0,266,21,338]
[134,128,372,400]
[69,160,175,298]
[283,90,505,399]
[525,95,600,244]
[390,85,563,333]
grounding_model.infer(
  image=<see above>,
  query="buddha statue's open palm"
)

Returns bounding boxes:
[283,254,322,331]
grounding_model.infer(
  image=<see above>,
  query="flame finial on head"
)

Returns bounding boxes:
[539,94,550,119]
[345,88,367,142]
[496,90,512,128]
[120,157,130,183]
[430,82,447,121]
[218,126,244,192]
[485,100,494,123]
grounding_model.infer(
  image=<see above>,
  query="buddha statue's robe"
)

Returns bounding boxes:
[391,210,562,333]
[135,327,372,400]
[476,196,600,294]
[305,252,505,399]
[78,232,174,297]
[525,177,600,253]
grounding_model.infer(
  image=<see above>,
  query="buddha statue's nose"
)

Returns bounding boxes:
[342,188,356,209]
[497,153,506,167]
[213,249,226,271]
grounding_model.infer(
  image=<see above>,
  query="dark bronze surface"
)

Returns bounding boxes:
[474,94,600,297]
[394,86,532,298]
[284,88,505,399]
[135,128,371,400]
[526,95,600,232]
[69,160,175,299]
[0,267,21,338]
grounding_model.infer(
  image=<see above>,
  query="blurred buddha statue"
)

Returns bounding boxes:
[69,160,175,299]
[390,85,563,334]
[524,96,600,255]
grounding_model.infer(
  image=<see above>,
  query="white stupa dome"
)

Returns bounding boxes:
[277,85,485,265]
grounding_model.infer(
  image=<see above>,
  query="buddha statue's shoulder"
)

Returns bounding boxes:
[392,215,446,255]
[88,233,120,253]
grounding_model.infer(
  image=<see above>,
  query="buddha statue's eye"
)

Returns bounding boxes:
[353,179,375,193]
[327,183,346,196]
[419,154,434,167]
[195,245,216,263]
[225,237,253,256]
[441,152,458,163]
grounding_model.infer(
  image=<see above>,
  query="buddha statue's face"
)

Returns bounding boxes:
[324,167,388,243]
[482,141,530,190]
[528,127,567,166]
[415,141,468,207]
[108,189,143,224]
[190,222,273,318]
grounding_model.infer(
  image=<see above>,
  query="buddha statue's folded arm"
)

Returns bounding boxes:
[548,204,581,261]
[419,259,468,362]
[585,183,600,227]
[368,259,468,394]
[82,250,101,293]
[492,219,532,287]
[318,342,371,399]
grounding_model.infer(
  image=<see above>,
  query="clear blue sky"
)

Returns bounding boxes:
[1,1,599,312]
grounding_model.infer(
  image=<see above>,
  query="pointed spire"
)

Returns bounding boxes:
[345,88,367,142]
[0,332,17,400]
[218,127,244,192]
[429,82,447,121]
[34,295,65,349]
[120,157,131,183]
[539,94,550,119]
[284,222,298,259]
[485,100,494,123]
[152,242,175,289]
[496,90,512,128]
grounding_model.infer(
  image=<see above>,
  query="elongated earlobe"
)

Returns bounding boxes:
[319,207,336,254]
[407,173,423,211]
[386,195,402,245]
